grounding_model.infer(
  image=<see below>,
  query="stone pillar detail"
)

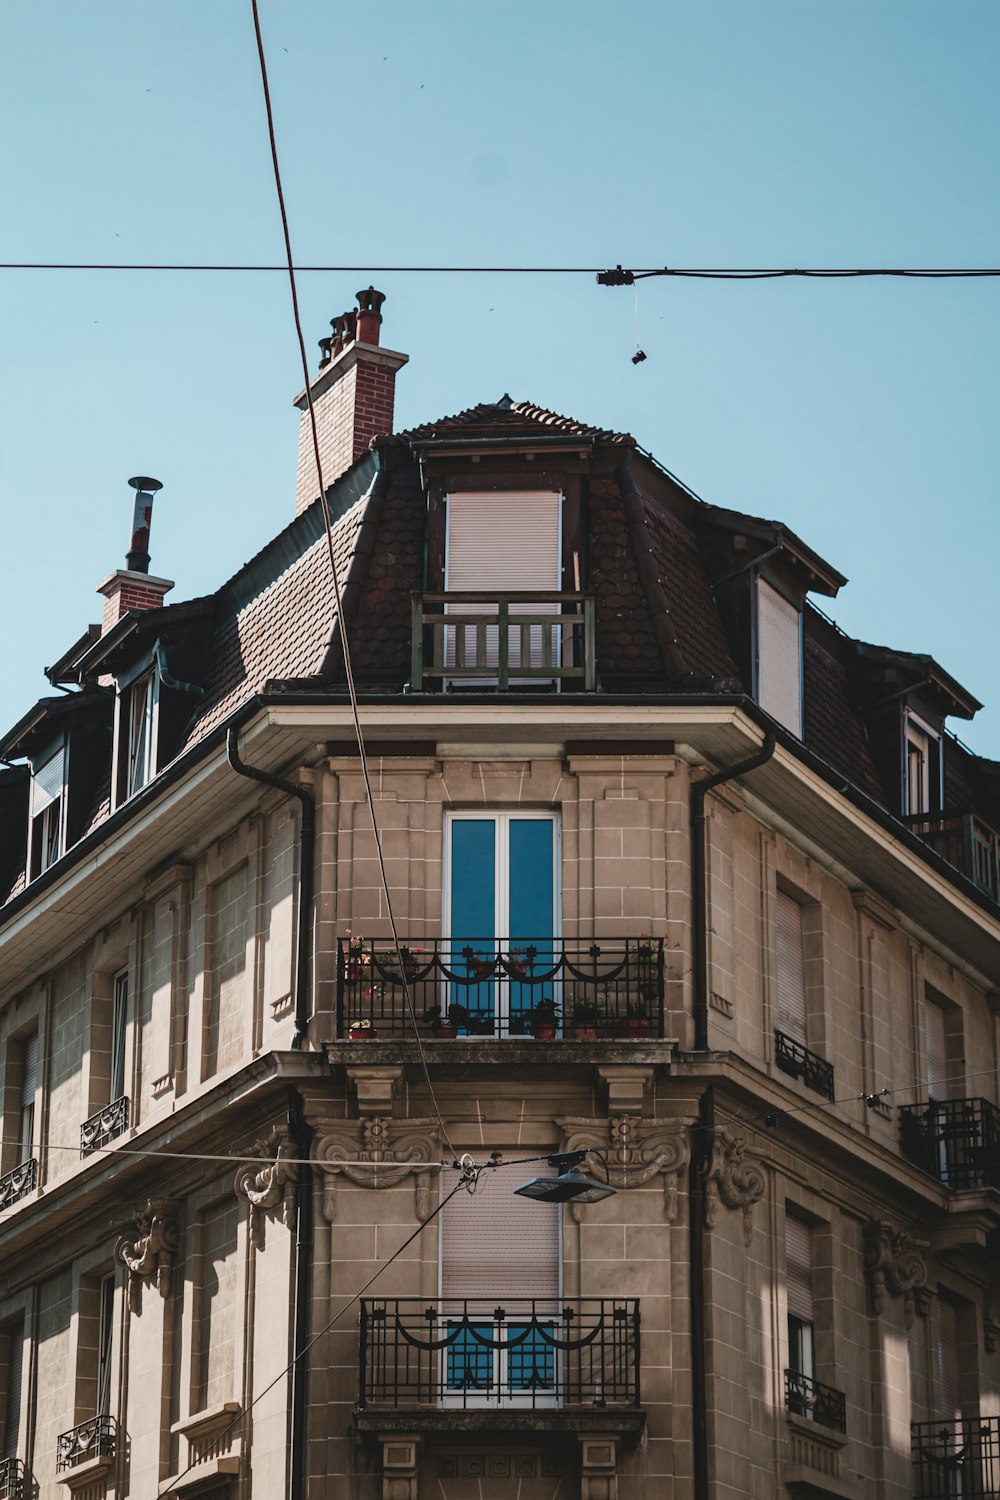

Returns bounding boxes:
[234,1126,298,1246]
[703,1130,765,1247]
[863,1219,931,1327]
[561,1115,690,1222]
[579,1435,619,1500]
[313,1117,441,1223]
[115,1199,180,1310]
[379,1435,421,1500]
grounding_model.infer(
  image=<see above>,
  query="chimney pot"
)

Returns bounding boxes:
[125,475,163,574]
[354,286,384,346]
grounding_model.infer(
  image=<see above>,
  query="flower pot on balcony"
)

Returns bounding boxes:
[626,1017,651,1038]
[434,1021,457,1039]
[569,1023,598,1041]
[507,961,529,979]
[349,1022,376,1041]
[470,961,494,980]
[532,1022,558,1040]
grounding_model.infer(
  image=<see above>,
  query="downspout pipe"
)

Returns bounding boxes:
[286,1086,313,1500]
[688,729,775,1500]
[227,726,315,1049]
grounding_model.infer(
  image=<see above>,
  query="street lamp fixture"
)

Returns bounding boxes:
[514,1150,615,1204]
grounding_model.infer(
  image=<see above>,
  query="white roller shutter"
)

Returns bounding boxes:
[924,998,948,1099]
[19,1033,38,1163]
[757,579,803,736]
[776,891,807,1043]
[441,1172,560,1302]
[785,1215,814,1323]
[30,741,66,818]
[445,492,561,672]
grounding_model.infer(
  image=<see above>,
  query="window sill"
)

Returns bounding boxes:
[785,1411,848,1450]
[57,1454,113,1490]
[157,1455,239,1498]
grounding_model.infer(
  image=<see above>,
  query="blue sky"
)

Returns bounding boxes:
[1,1,998,752]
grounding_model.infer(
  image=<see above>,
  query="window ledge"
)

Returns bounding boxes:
[157,1455,239,1497]
[170,1402,241,1443]
[784,1465,863,1500]
[57,1454,113,1490]
[785,1412,848,1450]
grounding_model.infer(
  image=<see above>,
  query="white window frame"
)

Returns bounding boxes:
[903,709,941,818]
[754,576,804,737]
[28,735,67,878]
[113,655,160,808]
[110,970,129,1105]
[18,1032,39,1168]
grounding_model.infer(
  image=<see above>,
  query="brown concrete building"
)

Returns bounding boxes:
[1,291,998,1500]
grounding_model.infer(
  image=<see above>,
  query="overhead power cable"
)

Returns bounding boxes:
[249,0,458,1158]
[1,261,998,278]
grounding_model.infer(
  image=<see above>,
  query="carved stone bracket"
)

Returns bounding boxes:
[985,1290,1000,1353]
[313,1116,441,1223]
[235,1127,298,1246]
[863,1219,931,1328]
[704,1131,765,1247]
[115,1199,180,1309]
[561,1115,690,1223]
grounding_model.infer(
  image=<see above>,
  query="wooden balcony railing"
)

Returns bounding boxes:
[337,937,665,1040]
[912,1415,1000,1499]
[905,810,1000,903]
[359,1297,640,1409]
[899,1098,1000,1192]
[410,592,596,692]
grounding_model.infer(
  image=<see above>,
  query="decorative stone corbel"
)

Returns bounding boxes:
[234,1126,298,1246]
[703,1131,765,1247]
[863,1219,931,1328]
[561,1115,690,1223]
[984,1290,1000,1353]
[115,1199,180,1310]
[313,1116,441,1223]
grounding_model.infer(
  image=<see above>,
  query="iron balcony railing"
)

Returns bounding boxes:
[898,1098,1000,1193]
[80,1096,130,1158]
[784,1369,847,1433]
[905,810,1000,904]
[337,937,665,1040]
[56,1415,117,1473]
[359,1298,640,1409]
[0,1458,25,1500]
[912,1415,1000,1499]
[775,1031,836,1101]
[411,592,596,692]
[0,1159,37,1213]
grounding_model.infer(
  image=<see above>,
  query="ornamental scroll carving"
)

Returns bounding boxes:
[704,1131,765,1247]
[863,1219,931,1328]
[561,1115,690,1223]
[234,1126,298,1246]
[313,1116,441,1224]
[115,1199,179,1310]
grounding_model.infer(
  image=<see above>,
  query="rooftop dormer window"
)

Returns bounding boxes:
[29,737,67,877]
[903,709,941,818]
[755,577,803,737]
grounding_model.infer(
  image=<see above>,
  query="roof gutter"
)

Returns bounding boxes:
[227,726,314,1049]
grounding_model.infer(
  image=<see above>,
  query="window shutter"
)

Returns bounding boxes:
[111,973,128,1103]
[785,1215,814,1323]
[776,891,807,1043]
[19,1032,38,1162]
[757,580,802,736]
[441,1174,560,1302]
[924,999,948,1099]
[446,493,562,671]
[3,1320,24,1459]
[30,742,66,818]
[936,1297,961,1418]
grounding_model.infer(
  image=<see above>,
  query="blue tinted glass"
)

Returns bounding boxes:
[507,1323,555,1390]
[450,820,495,1030]
[446,1324,494,1391]
[509,820,554,1018]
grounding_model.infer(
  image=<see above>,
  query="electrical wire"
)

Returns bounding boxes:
[158,1165,477,1500]
[249,0,457,1159]
[1,261,999,277]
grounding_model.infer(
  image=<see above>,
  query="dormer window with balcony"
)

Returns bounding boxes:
[28,737,67,877]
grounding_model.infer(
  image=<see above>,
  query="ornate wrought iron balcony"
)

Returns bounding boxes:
[775,1031,835,1101]
[905,810,1000,903]
[899,1097,1000,1192]
[784,1369,847,1433]
[411,592,596,692]
[337,937,665,1040]
[912,1415,1000,1499]
[0,1458,25,1500]
[0,1158,37,1213]
[80,1096,130,1158]
[359,1298,640,1409]
[56,1415,117,1473]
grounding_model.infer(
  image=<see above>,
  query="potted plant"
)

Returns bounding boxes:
[624,1001,651,1038]
[424,1002,466,1039]
[506,945,534,979]
[568,998,600,1040]
[465,949,496,981]
[636,933,661,1001]
[527,998,560,1040]
[344,930,369,981]
[348,1017,376,1041]
[400,945,425,980]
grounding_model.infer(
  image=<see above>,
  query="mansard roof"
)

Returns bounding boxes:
[399,396,634,446]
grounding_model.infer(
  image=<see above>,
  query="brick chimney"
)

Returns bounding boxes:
[97,476,174,634]
[293,287,408,516]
